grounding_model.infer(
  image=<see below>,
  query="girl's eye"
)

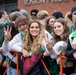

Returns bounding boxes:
[58,26,61,28]
[30,26,39,29]
[18,25,21,28]
[30,26,34,29]
[36,26,39,29]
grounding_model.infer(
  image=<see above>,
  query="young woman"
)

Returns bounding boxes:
[2,15,29,75]
[52,18,74,75]
[46,16,56,34]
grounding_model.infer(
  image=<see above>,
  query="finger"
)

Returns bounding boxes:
[4,27,6,33]
[44,34,48,42]
[9,27,12,33]
[49,40,52,44]
[7,26,9,32]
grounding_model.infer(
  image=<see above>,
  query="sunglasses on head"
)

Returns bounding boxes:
[31,13,36,16]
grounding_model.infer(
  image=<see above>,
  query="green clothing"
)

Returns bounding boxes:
[69,25,75,33]
[46,28,52,34]
[40,46,59,75]
[6,56,10,62]
[0,21,9,47]
[72,31,76,39]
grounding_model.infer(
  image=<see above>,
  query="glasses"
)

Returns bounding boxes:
[31,14,36,16]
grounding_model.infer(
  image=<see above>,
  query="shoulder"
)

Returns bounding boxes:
[43,29,53,39]
[12,33,22,41]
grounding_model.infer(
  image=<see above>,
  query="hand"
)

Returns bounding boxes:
[44,34,53,50]
[72,38,76,50]
[4,26,12,41]
[43,51,50,57]
[0,47,3,52]
[21,49,29,57]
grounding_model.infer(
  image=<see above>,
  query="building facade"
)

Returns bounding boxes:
[18,0,76,16]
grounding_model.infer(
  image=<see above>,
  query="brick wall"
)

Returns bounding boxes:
[18,0,76,17]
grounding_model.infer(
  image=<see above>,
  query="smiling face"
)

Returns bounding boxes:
[18,24,27,33]
[15,15,28,34]
[54,22,64,37]
[29,22,40,38]
[48,17,55,28]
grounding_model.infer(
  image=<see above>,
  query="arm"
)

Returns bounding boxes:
[65,38,76,58]
[12,42,29,57]
[2,33,22,52]
[12,42,22,52]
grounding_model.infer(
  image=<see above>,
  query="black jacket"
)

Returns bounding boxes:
[65,38,76,59]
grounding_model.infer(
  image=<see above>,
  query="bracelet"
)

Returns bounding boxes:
[27,51,32,57]
[5,38,10,41]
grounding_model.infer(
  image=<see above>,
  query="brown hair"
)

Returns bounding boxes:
[0,10,5,18]
[46,16,55,31]
[15,15,29,28]
[52,18,70,42]
[9,12,22,21]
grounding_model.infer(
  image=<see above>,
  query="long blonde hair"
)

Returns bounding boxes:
[22,20,44,55]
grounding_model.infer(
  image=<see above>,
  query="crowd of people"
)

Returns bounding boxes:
[0,5,76,75]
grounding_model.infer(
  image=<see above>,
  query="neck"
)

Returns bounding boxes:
[60,34,64,39]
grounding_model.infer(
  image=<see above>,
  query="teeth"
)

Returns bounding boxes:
[32,31,37,33]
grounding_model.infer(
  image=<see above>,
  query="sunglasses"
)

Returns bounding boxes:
[31,14,36,16]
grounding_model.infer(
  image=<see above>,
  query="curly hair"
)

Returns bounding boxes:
[30,9,39,16]
[22,20,44,55]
